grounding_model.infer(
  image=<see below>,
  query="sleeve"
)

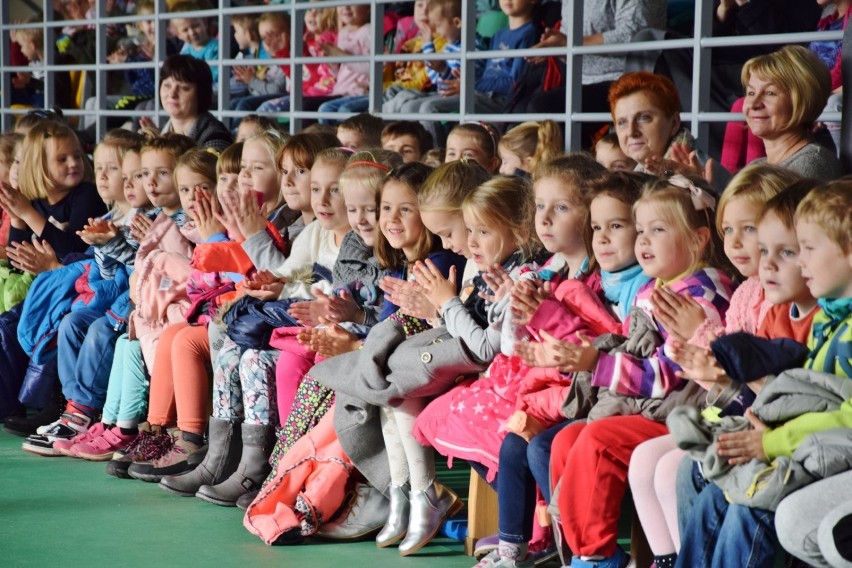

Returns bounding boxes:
[592,343,683,399]
[248,65,288,95]
[763,398,852,460]
[241,229,290,274]
[474,31,532,95]
[441,296,502,364]
[601,0,665,45]
[99,232,139,267]
[192,241,255,275]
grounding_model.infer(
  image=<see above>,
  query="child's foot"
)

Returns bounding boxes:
[569,548,630,568]
[474,550,534,568]
[76,426,135,461]
[54,422,106,457]
[22,412,92,457]
[127,430,203,483]
[106,424,168,479]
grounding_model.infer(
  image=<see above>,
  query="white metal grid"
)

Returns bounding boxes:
[0,0,843,151]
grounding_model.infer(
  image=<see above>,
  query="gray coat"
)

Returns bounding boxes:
[667,368,852,510]
[310,318,486,493]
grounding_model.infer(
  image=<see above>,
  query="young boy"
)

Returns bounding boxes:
[381,120,433,163]
[676,179,852,568]
[170,1,219,83]
[337,113,384,149]
[231,12,290,112]
[11,27,45,107]
[229,13,267,98]
[400,0,538,145]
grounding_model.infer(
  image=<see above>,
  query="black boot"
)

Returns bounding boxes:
[159,418,241,496]
[195,423,273,507]
[3,381,64,437]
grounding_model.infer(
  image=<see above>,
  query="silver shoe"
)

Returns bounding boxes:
[398,481,463,556]
[376,483,410,547]
[316,482,389,540]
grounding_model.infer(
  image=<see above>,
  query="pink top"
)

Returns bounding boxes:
[690,276,770,347]
[332,24,371,96]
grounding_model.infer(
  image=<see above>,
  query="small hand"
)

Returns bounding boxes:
[479,263,514,303]
[670,338,731,385]
[129,212,154,242]
[138,116,160,135]
[650,287,706,343]
[288,299,325,327]
[379,276,435,320]
[243,269,285,301]
[717,409,768,464]
[412,258,458,310]
[7,239,61,274]
[232,65,256,84]
[193,188,225,241]
[322,289,362,324]
[228,189,266,239]
[510,279,551,325]
[0,181,32,220]
[437,71,461,97]
[312,318,362,357]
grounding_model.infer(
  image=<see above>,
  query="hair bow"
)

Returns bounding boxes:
[667,174,716,212]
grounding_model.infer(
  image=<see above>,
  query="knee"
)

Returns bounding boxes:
[500,432,530,466]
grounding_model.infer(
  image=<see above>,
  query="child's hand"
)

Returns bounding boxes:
[527,27,567,63]
[379,276,436,320]
[510,279,551,325]
[318,289,362,324]
[222,190,266,240]
[296,327,321,349]
[288,299,325,327]
[437,74,460,97]
[129,212,154,242]
[717,409,768,464]
[319,43,345,57]
[650,288,706,343]
[77,217,118,245]
[479,263,514,303]
[412,259,458,310]
[312,319,362,357]
[7,239,61,274]
[0,181,32,221]
[11,71,32,89]
[138,116,160,135]
[244,270,285,301]
[670,339,731,385]
[232,65,256,84]
[193,188,225,241]
[515,330,598,372]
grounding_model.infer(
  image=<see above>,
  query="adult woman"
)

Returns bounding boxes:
[608,71,730,191]
[140,54,232,152]
[741,44,843,180]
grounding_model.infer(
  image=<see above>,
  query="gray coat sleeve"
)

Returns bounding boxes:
[248,65,289,96]
[240,230,288,272]
[441,297,501,364]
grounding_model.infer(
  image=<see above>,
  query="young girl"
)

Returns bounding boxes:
[498,120,562,178]
[627,164,801,566]
[302,4,338,97]
[444,122,501,174]
[0,132,23,253]
[548,176,735,568]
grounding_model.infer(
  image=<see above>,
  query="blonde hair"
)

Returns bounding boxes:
[339,148,404,199]
[245,130,285,166]
[314,147,354,172]
[462,176,539,260]
[217,141,243,176]
[98,129,146,164]
[635,177,727,273]
[499,120,563,172]
[419,159,491,213]
[19,122,91,200]
[715,163,800,236]
[375,162,435,270]
[308,2,338,32]
[741,45,832,133]
[795,178,852,254]
[0,133,23,169]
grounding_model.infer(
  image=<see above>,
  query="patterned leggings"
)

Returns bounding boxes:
[212,335,280,426]
[265,374,335,488]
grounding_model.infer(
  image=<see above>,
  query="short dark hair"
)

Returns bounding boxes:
[381,120,433,153]
[339,113,384,147]
[160,54,213,114]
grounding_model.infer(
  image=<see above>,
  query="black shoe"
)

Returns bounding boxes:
[3,383,64,438]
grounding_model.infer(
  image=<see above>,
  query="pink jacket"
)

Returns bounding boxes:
[130,214,195,369]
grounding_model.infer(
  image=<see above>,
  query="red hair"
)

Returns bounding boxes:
[608,71,681,119]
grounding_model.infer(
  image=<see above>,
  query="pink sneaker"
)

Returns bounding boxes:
[54,422,106,457]
[75,426,136,461]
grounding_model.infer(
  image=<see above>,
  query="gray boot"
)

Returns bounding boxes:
[195,423,273,507]
[159,417,241,497]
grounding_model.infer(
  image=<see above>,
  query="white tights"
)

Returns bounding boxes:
[380,397,434,492]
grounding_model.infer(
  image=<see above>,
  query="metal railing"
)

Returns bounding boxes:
[0,0,844,154]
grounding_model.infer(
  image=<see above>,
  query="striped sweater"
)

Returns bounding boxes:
[592,267,735,399]
[421,38,461,87]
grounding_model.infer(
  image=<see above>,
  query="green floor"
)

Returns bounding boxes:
[0,429,477,568]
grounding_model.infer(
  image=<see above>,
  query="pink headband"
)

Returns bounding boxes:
[346,160,391,172]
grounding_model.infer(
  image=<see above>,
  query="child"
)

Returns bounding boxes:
[257,5,371,115]
[627,164,800,566]
[401,0,538,145]
[125,149,226,481]
[302,4,338,97]
[10,26,45,107]
[381,121,433,164]
[548,176,735,568]
[444,122,501,173]
[593,132,637,172]
[498,120,562,177]
[672,180,852,568]
[337,113,384,150]
[0,133,23,252]
[229,13,267,99]
[234,115,279,144]
[170,1,219,84]
[231,12,290,113]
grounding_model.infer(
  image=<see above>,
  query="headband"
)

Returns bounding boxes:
[346,160,391,172]
[462,121,498,152]
[668,174,716,212]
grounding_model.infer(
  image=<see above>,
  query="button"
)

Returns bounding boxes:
[420,352,432,363]
[431,338,443,344]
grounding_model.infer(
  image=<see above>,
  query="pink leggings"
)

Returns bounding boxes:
[147,322,211,434]
[274,334,319,427]
[628,434,684,555]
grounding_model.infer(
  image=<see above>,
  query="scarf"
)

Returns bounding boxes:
[601,263,652,321]
[817,297,852,324]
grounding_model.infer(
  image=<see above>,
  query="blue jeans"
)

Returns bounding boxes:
[317,95,369,124]
[498,421,571,543]
[57,311,119,409]
[676,456,709,538]
[676,481,777,568]
[230,94,281,112]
